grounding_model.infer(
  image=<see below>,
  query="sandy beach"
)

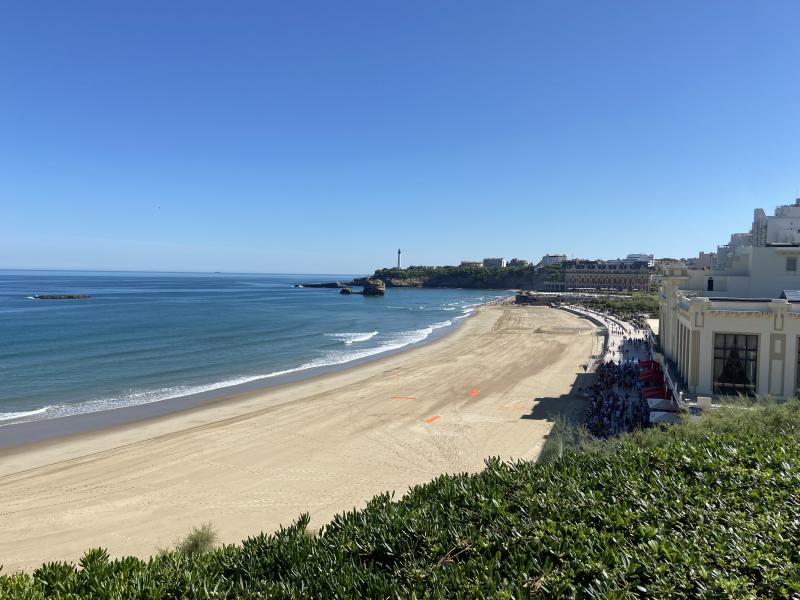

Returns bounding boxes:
[0,304,599,572]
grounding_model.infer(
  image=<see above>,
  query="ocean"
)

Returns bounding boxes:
[0,271,506,425]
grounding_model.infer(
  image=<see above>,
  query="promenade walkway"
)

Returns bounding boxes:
[558,304,659,437]
[560,304,651,364]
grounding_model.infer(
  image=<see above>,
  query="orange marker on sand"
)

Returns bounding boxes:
[424,415,440,424]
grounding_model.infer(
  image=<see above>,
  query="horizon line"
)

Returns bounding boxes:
[0,267,371,277]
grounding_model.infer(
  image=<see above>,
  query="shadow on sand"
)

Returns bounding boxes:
[521,371,595,426]
[521,370,597,464]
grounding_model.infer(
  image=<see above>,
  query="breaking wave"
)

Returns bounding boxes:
[0,320,464,426]
[325,331,379,345]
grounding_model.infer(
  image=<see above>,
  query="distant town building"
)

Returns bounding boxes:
[623,253,655,267]
[687,251,717,270]
[749,199,800,247]
[656,258,687,267]
[482,257,507,268]
[716,232,753,270]
[460,260,483,268]
[563,260,652,291]
[508,258,529,267]
[537,254,567,268]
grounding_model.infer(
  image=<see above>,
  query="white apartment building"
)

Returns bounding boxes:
[752,200,800,246]
[660,200,800,399]
[686,252,717,270]
[624,253,655,267]
[482,257,507,268]
[539,254,567,267]
[716,232,752,270]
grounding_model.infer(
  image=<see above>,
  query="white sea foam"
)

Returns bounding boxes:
[0,318,469,426]
[325,331,379,345]
[454,307,475,320]
[0,407,49,422]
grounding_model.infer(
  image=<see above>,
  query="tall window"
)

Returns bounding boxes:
[796,338,800,396]
[714,334,758,395]
[787,257,797,272]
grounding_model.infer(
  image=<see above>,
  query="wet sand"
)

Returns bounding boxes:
[0,304,600,572]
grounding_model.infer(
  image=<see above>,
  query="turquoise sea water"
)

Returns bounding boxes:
[0,271,506,425]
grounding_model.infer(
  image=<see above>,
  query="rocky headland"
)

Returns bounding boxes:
[297,264,562,292]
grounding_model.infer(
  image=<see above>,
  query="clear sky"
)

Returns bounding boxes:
[1,1,799,274]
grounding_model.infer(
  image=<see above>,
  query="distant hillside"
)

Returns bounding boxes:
[358,265,562,290]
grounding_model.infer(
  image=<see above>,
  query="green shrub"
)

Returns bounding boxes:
[175,523,218,555]
[574,292,660,322]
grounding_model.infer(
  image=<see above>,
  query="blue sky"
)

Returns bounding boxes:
[1,1,798,274]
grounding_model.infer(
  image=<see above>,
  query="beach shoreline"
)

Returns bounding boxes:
[0,303,598,573]
[0,296,513,452]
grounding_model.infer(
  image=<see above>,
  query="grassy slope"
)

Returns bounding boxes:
[2,402,800,599]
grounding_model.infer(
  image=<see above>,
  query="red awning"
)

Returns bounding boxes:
[639,369,661,378]
[642,387,670,399]
[640,385,662,395]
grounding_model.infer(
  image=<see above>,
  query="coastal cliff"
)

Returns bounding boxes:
[356,265,561,290]
[298,265,562,292]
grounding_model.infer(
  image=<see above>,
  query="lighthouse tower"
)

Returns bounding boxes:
[397,248,402,269]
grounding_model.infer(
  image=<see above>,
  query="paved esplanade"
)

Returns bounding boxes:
[562,305,650,364]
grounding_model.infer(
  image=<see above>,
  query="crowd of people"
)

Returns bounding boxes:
[615,335,650,362]
[584,360,652,437]
[564,305,660,438]
[618,336,650,361]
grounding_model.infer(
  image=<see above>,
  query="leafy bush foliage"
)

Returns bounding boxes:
[174,523,218,556]
[574,292,660,323]
[3,402,800,598]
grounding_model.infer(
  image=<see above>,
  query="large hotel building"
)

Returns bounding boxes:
[660,199,800,398]
[563,259,652,291]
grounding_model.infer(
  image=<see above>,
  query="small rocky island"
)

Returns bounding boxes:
[293,282,349,289]
[361,279,385,296]
[295,279,385,296]
[32,294,91,300]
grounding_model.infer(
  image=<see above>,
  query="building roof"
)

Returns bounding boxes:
[780,290,800,302]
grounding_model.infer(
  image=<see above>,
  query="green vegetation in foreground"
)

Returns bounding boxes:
[3,402,800,598]
[173,523,218,556]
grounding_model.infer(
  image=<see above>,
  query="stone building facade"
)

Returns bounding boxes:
[563,260,652,291]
